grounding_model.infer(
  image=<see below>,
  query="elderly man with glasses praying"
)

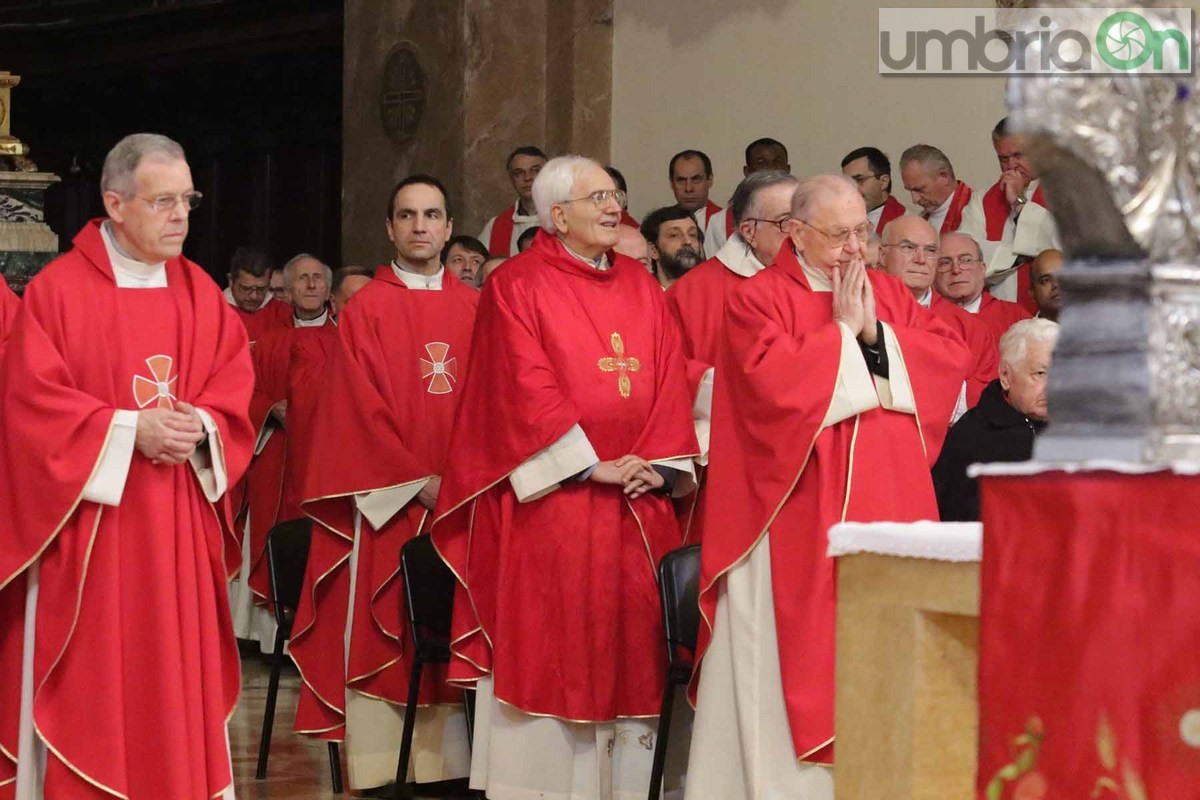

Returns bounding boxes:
[935,230,1032,343]
[431,154,700,800]
[685,173,971,800]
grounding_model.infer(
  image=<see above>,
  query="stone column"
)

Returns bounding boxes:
[342,0,613,266]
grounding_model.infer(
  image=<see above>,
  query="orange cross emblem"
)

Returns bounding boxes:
[597,332,640,399]
[132,355,178,410]
[420,342,458,394]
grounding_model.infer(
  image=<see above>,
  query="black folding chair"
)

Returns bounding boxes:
[393,534,458,800]
[648,544,702,800]
[255,517,344,793]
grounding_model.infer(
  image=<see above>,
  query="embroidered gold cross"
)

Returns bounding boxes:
[597,332,641,399]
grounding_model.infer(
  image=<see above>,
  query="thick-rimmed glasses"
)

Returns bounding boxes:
[936,254,983,273]
[744,216,789,234]
[135,191,203,213]
[561,189,628,209]
[795,218,871,249]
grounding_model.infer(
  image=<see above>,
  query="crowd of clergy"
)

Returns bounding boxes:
[0,117,1062,800]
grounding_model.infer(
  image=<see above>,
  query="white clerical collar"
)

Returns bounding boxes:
[960,293,983,313]
[926,190,955,230]
[562,241,610,272]
[294,309,329,327]
[391,260,444,290]
[916,287,933,308]
[101,221,167,289]
[715,234,766,278]
[795,247,832,293]
[513,200,538,222]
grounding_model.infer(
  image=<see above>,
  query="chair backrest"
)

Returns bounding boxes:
[265,518,314,628]
[400,534,456,649]
[658,544,702,656]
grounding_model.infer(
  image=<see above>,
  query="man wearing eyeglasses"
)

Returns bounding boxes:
[878,216,999,416]
[290,174,478,794]
[841,146,908,237]
[935,231,1032,343]
[704,137,791,258]
[957,117,1060,313]
[432,155,699,800]
[898,144,975,235]
[0,133,255,799]
[479,145,547,257]
[688,174,970,800]
[224,246,291,348]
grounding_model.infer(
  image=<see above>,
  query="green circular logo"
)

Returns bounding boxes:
[1097,11,1155,69]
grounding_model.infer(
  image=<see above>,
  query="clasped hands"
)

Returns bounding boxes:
[590,454,665,499]
[135,402,206,465]
[1001,167,1032,210]
[831,256,878,347]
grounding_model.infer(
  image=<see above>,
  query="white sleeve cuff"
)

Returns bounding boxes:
[693,367,714,466]
[81,409,139,506]
[874,321,917,415]
[189,408,228,503]
[510,424,599,503]
[822,322,881,428]
[354,479,429,530]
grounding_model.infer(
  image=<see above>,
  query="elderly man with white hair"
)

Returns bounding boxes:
[933,317,1058,521]
[688,173,971,800]
[431,154,700,800]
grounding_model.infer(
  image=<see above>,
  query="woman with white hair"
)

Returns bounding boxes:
[432,155,700,800]
[933,317,1059,520]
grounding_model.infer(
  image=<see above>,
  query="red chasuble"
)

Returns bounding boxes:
[936,180,974,234]
[242,318,336,606]
[281,325,339,520]
[431,231,699,722]
[981,181,1048,313]
[290,267,478,739]
[230,295,292,347]
[691,243,970,763]
[874,194,907,234]
[0,220,254,799]
[929,293,999,407]
[486,204,518,257]
[976,290,1033,343]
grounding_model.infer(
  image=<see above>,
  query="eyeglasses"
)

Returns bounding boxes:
[236,284,269,296]
[744,217,789,234]
[561,189,628,209]
[936,254,983,272]
[795,218,871,248]
[883,240,939,259]
[135,191,203,213]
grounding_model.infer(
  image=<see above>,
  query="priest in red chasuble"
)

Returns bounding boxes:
[431,155,699,800]
[685,174,970,800]
[666,170,799,542]
[0,133,254,800]
[289,175,477,793]
[229,254,336,650]
[223,246,291,346]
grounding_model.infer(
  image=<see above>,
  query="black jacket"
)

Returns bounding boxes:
[932,379,1046,521]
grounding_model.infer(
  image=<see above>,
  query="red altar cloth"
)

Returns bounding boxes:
[978,468,1200,800]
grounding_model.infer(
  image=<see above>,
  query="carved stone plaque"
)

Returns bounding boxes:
[379,42,426,145]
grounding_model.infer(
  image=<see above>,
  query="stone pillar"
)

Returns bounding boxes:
[342,0,613,266]
[0,171,61,292]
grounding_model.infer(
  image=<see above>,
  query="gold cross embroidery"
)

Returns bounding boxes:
[597,332,641,399]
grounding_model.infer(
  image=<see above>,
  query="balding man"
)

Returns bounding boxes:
[225,246,291,347]
[899,144,975,234]
[936,231,1032,342]
[704,137,791,258]
[958,117,1060,310]
[330,266,374,316]
[688,174,969,800]
[614,221,652,271]
[879,216,998,415]
[1029,248,1063,321]
[842,146,906,235]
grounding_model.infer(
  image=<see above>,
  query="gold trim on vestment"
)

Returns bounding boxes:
[292,723,345,738]
[797,735,835,763]
[840,416,862,523]
[289,548,353,717]
[346,686,463,711]
[0,417,115,593]
[346,654,404,687]
[624,498,656,574]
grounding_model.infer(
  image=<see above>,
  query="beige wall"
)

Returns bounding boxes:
[611,0,1005,221]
